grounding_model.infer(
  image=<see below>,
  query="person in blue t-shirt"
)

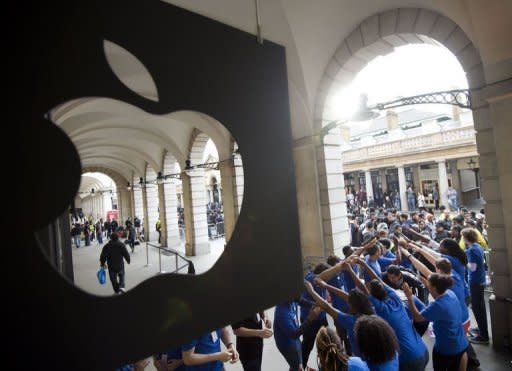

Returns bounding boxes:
[273,299,321,371]
[404,274,469,371]
[306,269,375,357]
[315,326,369,371]
[341,245,361,293]
[354,315,400,371]
[301,263,331,367]
[181,327,239,370]
[462,228,489,344]
[350,256,428,370]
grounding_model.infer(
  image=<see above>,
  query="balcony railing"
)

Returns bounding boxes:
[342,126,476,164]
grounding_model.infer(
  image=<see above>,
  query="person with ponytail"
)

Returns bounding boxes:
[315,326,369,371]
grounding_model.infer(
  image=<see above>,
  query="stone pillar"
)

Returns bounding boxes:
[317,131,349,258]
[145,183,159,242]
[141,186,149,241]
[181,172,209,256]
[364,169,374,202]
[472,80,512,348]
[133,188,144,224]
[294,137,325,267]
[163,180,182,251]
[219,160,239,244]
[157,183,167,247]
[436,160,449,209]
[397,165,408,211]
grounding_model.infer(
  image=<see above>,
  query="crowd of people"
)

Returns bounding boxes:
[111,204,490,371]
[345,184,460,217]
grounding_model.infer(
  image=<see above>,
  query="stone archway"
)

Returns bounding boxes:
[313,7,511,347]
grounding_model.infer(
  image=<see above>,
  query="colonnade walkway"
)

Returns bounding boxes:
[71,239,509,370]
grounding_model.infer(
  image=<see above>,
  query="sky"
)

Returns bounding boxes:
[330,43,469,123]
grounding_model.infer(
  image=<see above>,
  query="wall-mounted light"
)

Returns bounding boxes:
[157,172,164,185]
[127,182,131,191]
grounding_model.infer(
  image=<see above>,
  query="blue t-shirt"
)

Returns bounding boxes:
[273,302,301,349]
[377,256,396,272]
[404,295,428,327]
[328,273,348,312]
[364,256,382,282]
[442,253,470,298]
[348,356,370,371]
[301,271,327,322]
[450,271,469,321]
[341,264,359,292]
[466,243,486,285]
[421,290,468,355]
[181,329,223,371]
[365,353,399,371]
[336,311,360,357]
[369,285,426,362]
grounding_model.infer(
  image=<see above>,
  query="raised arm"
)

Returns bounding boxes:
[346,260,369,295]
[411,243,440,267]
[357,256,380,283]
[314,277,349,303]
[400,247,433,278]
[304,280,339,320]
[317,261,343,282]
[403,283,427,322]
[352,237,378,257]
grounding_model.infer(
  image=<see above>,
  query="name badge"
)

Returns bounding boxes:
[211,330,218,342]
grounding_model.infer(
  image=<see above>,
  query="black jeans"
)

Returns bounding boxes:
[240,357,262,371]
[433,347,467,371]
[470,283,489,339]
[301,318,328,368]
[109,269,125,294]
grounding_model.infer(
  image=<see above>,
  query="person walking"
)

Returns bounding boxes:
[432,186,440,210]
[71,223,82,248]
[100,233,131,294]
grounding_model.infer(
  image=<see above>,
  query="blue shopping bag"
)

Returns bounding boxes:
[97,267,106,285]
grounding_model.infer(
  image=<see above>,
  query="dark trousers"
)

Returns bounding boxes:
[301,318,328,368]
[109,269,125,294]
[240,357,262,371]
[334,320,352,355]
[434,199,439,209]
[276,342,302,371]
[470,283,489,339]
[433,347,466,371]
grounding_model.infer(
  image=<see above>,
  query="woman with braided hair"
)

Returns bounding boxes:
[315,326,369,371]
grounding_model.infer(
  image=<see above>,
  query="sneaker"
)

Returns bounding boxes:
[119,288,126,294]
[468,328,480,337]
[469,335,489,345]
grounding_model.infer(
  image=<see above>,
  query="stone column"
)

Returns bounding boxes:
[397,165,408,211]
[141,186,149,241]
[157,183,167,247]
[219,159,240,244]
[181,172,209,256]
[364,169,374,201]
[317,131,349,258]
[472,80,512,348]
[436,160,449,208]
[163,180,182,251]
[293,136,325,267]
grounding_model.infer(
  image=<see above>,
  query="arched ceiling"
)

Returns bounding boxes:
[78,173,117,199]
[50,0,511,169]
[52,96,233,182]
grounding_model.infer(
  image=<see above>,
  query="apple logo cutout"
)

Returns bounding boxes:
[47,39,245,296]
[19,2,303,368]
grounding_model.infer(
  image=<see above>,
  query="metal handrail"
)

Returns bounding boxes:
[146,242,192,274]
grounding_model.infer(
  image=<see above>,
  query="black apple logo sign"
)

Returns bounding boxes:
[14,2,302,369]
